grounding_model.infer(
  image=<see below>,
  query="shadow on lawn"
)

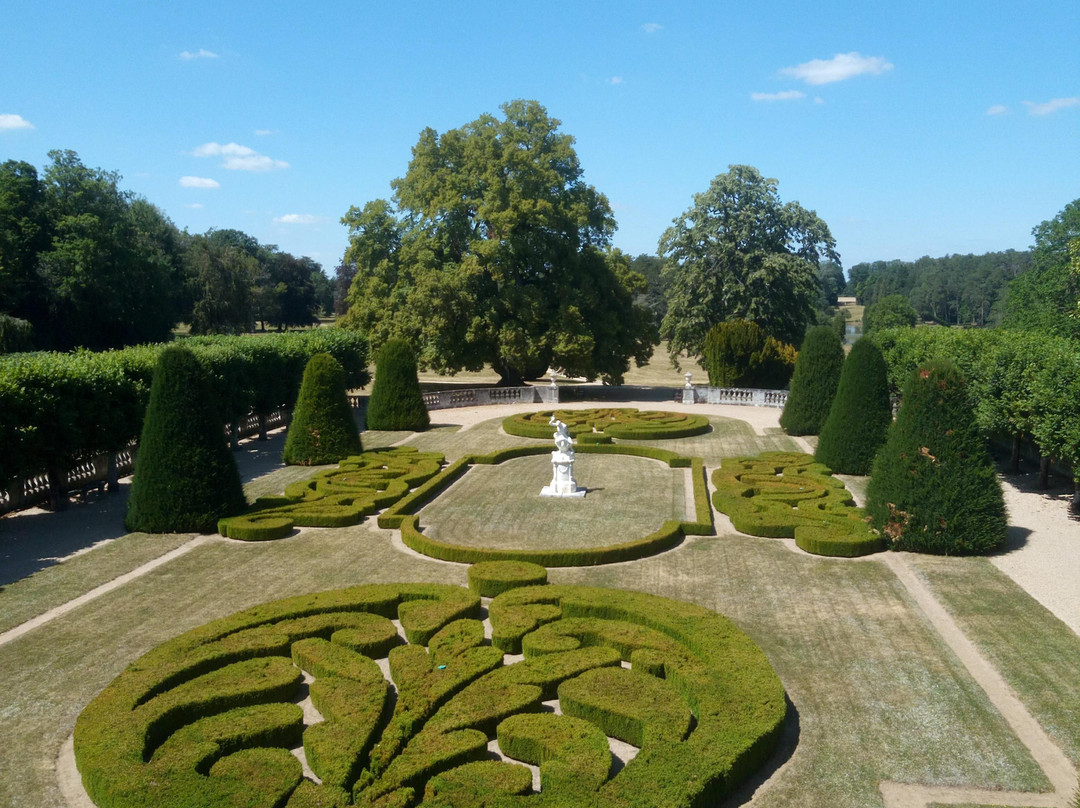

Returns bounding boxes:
[720,693,801,806]
[0,430,292,587]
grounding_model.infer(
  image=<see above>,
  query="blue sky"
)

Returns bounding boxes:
[2,1,1077,273]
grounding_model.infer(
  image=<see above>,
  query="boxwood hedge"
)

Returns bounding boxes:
[75,574,786,808]
[502,409,710,442]
[219,447,445,541]
[712,452,885,557]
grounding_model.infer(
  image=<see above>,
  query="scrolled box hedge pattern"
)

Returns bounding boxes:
[712,452,886,558]
[502,408,711,442]
[218,447,445,540]
[381,444,713,566]
[75,572,787,808]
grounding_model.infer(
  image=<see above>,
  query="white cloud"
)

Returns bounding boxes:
[751,90,806,102]
[641,22,662,33]
[1023,97,1080,116]
[814,96,825,105]
[780,52,893,85]
[254,129,276,136]
[986,104,1009,115]
[180,48,218,60]
[179,175,220,189]
[607,76,624,85]
[0,113,34,131]
[185,203,205,209]
[192,141,289,171]
[274,213,320,224]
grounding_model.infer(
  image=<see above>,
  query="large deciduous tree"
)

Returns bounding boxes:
[659,165,839,364]
[1001,198,1080,339]
[338,100,656,385]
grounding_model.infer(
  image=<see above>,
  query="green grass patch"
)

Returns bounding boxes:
[909,554,1080,765]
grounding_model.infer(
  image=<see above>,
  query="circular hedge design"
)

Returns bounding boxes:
[75,573,786,808]
[502,409,710,442]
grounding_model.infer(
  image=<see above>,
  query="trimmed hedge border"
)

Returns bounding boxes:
[467,561,549,597]
[384,445,713,567]
[76,575,786,808]
[712,452,885,558]
[219,447,445,540]
[502,408,711,442]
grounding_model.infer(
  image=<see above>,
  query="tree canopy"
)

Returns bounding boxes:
[1001,198,1080,339]
[338,100,656,385]
[863,294,918,335]
[659,165,839,364]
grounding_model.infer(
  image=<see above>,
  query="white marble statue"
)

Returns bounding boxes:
[540,416,586,498]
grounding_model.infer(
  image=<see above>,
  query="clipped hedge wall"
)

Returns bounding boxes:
[219,447,444,541]
[712,452,885,557]
[502,408,710,442]
[283,353,362,466]
[779,325,844,436]
[125,346,247,533]
[384,444,713,566]
[77,575,786,808]
[467,561,548,597]
[0,330,368,488]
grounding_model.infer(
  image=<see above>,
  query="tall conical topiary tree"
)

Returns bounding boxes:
[283,352,362,465]
[866,359,1006,554]
[366,339,430,431]
[815,338,892,474]
[779,325,844,436]
[125,346,246,533]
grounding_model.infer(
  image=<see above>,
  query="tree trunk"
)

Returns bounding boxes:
[1010,435,1021,474]
[1073,476,1080,511]
[258,412,268,441]
[46,463,68,510]
[1039,456,1050,490]
[106,453,119,492]
[495,361,524,387]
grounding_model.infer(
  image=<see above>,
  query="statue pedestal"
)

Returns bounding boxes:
[540,450,585,498]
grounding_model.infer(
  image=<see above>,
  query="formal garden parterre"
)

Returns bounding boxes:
[74,565,786,808]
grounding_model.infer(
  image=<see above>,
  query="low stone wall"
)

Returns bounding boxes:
[684,386,789,408]
[421,385,559,410]
[0,408,290,515]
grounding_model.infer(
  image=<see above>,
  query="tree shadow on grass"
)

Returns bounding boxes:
[720,693,801,807]
[0,430,292,586]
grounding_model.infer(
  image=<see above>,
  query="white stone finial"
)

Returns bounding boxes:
[684,371,693,389]
[549,371,558,387]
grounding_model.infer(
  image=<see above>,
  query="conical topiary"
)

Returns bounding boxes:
[366,339,430,431]
[125,346,246,533]
[283,352,362,465]
[866,359,1006,555]
[815,338,892,474]
[779,325,844,436]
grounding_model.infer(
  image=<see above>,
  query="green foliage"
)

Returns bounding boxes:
[779,325,844,436]
[701,319,797,388]
[712,452,885,557]
[124,346,246,533]
[502,408,710,441]
[219,447,444,540]
[862,293,918,335]
[0,314,33,353]
[467,561,548,597]
[660,164,839,364]
[78,577,785,808]
[338,100,656,385]
[366,339,430,432]
[283,353,362,465]
[866,360,1007,554]
[815,339,893,474]
[0,330,367,489]
[1002,198,1080,339]
[385,445,712,566]
[849,249,1032,326]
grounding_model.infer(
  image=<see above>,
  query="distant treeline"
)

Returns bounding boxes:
[846,250,1033,326]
